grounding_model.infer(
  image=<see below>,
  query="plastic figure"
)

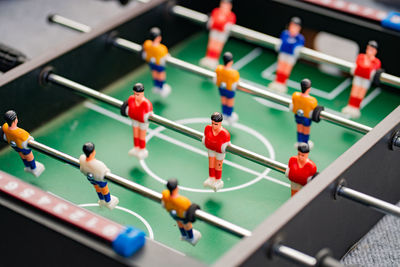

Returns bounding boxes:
[285,143,317,196]
[342,40,381,119]
[142,27,171,98]
[215,52,240,124]
[202,112,231,192]
[269,17,304,93]
[291,79,324,148]
[200,0,236,69]
[1,110,45,177]
[161,179,201,246]
[121,83,153,160]
[79,142,119,209]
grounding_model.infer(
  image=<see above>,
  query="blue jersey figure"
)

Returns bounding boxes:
[269,17,304,93]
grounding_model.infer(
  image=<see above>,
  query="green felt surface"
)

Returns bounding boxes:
[0,32,399,264]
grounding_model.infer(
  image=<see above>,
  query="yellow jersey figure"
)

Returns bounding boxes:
[161,179,201,246]
[142,27,171,98]
[1,110,45,177]
[291,79,324,148]
[215,52,240,124]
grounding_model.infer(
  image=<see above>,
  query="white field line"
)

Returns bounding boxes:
[361,88,382,109]
[260,61,352,100]
[233,48,263,70]
[83,101,290,188]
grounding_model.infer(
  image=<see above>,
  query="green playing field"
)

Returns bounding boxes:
[1,32,399,264]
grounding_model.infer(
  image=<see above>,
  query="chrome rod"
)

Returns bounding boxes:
[45,73,288,174]
[338,186,400,217]
[172,5,400,89]
[48,14,91,33]
[319,111,371,134]
[47,14,372,135]
[24,139,251,237]
[274,245,317,267]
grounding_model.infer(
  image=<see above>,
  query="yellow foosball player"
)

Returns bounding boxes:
[142,27,171,98]
[161,179,201,246]
[1,110,45,177]
[215,52,240,124]
[291,79,324,148]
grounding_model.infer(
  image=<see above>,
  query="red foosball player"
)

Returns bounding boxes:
[1,110,45,177]
[79,142,119,209]
[161,179,201,246]
[202,112,231,192]
[121,83,153,160]
[200,0,236,70]
[269,17,304,93]
[291,79,324,149]
[342,40,381,119]
[285,142,317,196]
[215,52,240,124]
[142,27,171,98]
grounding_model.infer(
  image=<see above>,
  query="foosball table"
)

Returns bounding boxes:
[0,0,399,266]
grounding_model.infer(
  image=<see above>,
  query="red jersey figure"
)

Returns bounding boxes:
[1,110,45,177]
[342,41,381,119]
[200,0,236,70]
[202,112,231,192]
[121,83,153,160]
[286,143,317,196]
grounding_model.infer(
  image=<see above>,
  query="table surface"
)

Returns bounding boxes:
[1,30,399,264]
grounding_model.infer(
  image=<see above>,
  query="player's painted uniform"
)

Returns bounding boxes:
[278,30,304,64]
[127,95,153,129]
[79,155,110,181]
[203,125,231,160]
[215,65,240,98]
[142,40,168,71]
[353,54,381,89]
[2,123,31,154]
[287,156,317,195]
[79,154,118,207]
[292,92,318,126]
[162,189,192,222]
[209,8,236,43]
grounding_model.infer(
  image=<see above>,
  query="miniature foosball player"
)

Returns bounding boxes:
[269,17,304,93]
[291,79,324,148]
[199,0,236,70]
[79,142,119,209]
[202,112,231,192]
[161,179,201,246]
[1,110,45,177]
[342,40,382,119]
[285,142,317,196]
[215,52,240,124]
[121,83,153,160]
[142,27,171,98]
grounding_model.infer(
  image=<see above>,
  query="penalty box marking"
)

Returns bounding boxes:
[84,102,290,192]
[260,61,379,109]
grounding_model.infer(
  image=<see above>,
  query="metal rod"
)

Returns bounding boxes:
[172,5,400,89]
[46,72,288,174]
[274,244,317,267]
[24,139,251,237]
[47,14,372,135]
[338,186,400,217]
[113,37,370,134]
[48,14,91,33]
